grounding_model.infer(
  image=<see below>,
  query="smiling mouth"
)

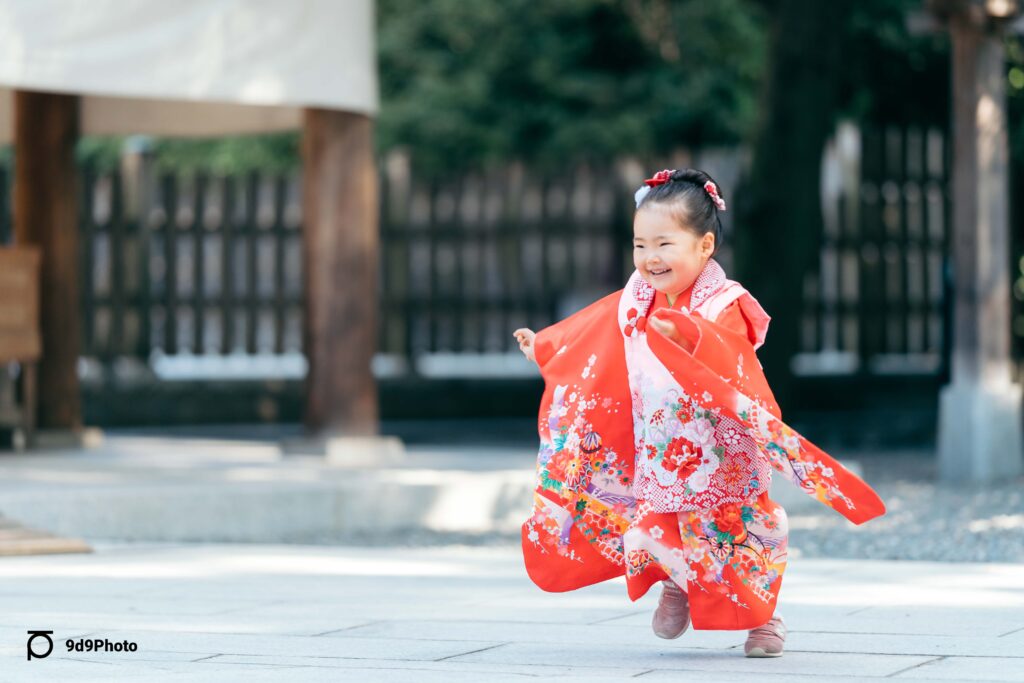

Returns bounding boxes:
[649,268,671,276]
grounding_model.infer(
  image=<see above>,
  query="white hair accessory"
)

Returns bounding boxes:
[634,185,651,208]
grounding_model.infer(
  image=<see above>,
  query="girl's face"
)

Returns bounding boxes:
[632,205,715,300]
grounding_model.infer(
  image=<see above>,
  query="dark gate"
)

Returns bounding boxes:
[0,125,996,445]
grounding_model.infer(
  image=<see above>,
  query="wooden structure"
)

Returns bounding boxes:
[0,515,91,556]
[0,0,379,437]
[0,247,41,446]
[926,0,1024,482]
[303,110,379,434]
[13,93,80,432]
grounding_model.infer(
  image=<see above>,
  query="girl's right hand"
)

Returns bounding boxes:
[649,314,695,352]
[513,328,537,363]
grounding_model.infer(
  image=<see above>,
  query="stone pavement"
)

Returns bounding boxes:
[0,434,537,543]
[1,542,1023,682]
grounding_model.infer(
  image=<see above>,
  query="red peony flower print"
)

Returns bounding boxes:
[662,436,701,479]
[712,502,746,538]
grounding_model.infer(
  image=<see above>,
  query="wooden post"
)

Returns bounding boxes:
[13,90,82,432]
[301,109,379,435]
[936,3,1024,482]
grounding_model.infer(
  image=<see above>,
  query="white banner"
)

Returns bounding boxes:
[0,0,377,141]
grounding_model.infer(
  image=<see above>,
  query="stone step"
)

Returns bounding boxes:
[0,436,864,544]
[0,442,536,543]
[0,516,92,556]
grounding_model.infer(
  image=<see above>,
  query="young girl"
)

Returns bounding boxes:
[513,168,885,658]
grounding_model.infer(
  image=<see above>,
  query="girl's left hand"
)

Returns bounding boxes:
[513,328,537,363]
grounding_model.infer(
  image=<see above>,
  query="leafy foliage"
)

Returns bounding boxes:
[376,0,768,174]
[74,133,300,174]
[836,0,949,127]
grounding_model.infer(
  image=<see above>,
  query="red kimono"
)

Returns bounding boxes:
[521,259,886,630]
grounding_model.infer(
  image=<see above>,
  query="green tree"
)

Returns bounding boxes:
[377,0,768,174]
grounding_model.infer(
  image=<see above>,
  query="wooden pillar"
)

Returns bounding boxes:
[13,90,82,432]
[301,109,379,435]
[936,5,1023,482]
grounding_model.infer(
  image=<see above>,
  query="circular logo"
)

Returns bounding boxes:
[27,631,53,660]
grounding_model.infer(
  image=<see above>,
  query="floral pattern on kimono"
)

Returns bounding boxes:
[524,291,638,584]
[521,258,886,630]
[622,492,789,629]
[619,265,775,514]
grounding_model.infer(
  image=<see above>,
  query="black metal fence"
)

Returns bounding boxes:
[79,170,304,364]
[798,126,952,379]
[3,124,1018,436]
[377,165,632,361]
[74,163,637,377]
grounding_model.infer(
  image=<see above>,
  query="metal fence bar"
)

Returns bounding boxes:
[272,175,288,355]
[160,173,179,355]
[136,184,152,360]
[109,171,127,358]
[244,172,259,354]
[191,174,208,354]
[79,167,97,357]
[221,176,237,354]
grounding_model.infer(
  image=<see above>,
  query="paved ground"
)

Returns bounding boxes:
[1,542,1023,682]
[1,426,1022,681]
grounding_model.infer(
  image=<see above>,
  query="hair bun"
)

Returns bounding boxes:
[671,169,706,185]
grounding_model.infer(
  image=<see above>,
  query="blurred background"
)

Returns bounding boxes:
[1,7,1024,675]
[0,0,1021,452]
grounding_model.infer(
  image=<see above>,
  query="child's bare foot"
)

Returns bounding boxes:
[513,328,536,363]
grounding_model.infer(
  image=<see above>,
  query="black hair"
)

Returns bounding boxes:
[635,168,724,256]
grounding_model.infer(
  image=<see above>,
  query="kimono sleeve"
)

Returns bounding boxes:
[714,300,758,347]
[533,291,621,369]
[647,308,886,525]
[522,289,635,593]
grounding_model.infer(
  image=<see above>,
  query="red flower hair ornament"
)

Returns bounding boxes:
[703,180,727,211]
[644,169,675,187]
[633,168,728,212]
